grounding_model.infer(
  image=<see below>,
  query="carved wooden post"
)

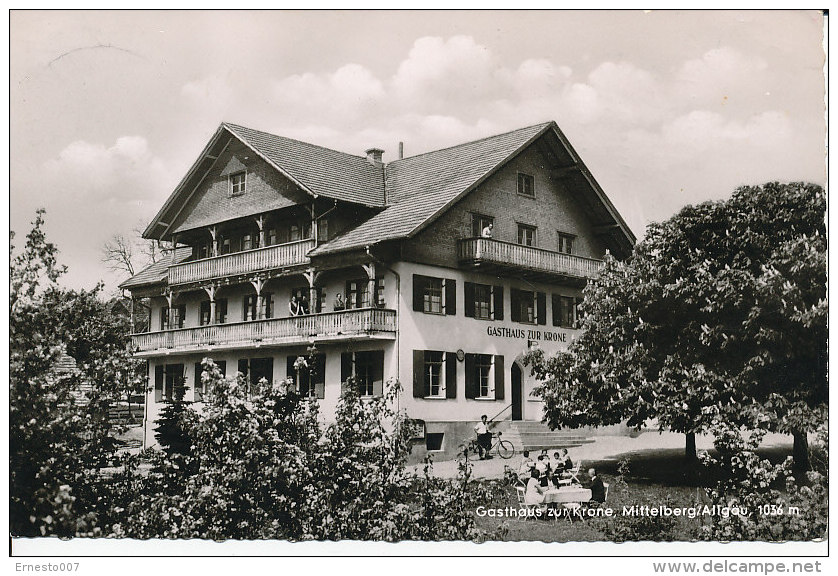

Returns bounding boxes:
[251,276,266,319]
[304,269,321,313]
[255,214,266,248]
[210,225,218,257]
[170,234,179,265]
[203,284,218,324]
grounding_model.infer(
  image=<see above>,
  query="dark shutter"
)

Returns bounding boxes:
[372,350,384,397]
[412,275,425,312]
[216,360,226,377]
[444,279,456,315]
[154,365,164,402]
[464,282,475,318]
[510,289,521,322]
[445,352,457,399]
[413,350,425,398]
[494,355,505,400]
[341,352,352,395]
[552,294,560,326]
[314,355,326,399]
[537,292,547,325]
[464,354,477,399]
[194,362,203,402]
[180,304,186,323]
[493,285,504,320]
[238,359,249,381]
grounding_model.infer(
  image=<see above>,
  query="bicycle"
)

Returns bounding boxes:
[461,431,515,461]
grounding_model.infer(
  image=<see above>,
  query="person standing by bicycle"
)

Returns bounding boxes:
[474,414,493,460]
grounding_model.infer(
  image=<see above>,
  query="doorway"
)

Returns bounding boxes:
[511,363,523,421]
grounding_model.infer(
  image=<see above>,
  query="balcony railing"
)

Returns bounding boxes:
[168,239,315,286]
[458,237,603,279]
[130,308,397,354]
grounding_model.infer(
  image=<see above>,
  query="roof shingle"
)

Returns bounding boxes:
[119,248,192,289]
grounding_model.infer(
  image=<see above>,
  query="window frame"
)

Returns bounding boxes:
[471,213,494,238]
[423,350,446,398]
[354,350,383,397]
[517,223,537,247]
[517,172,535,198]
[424,277,443,314]
[475,354,494,399]
[230,171,247,196]
[346,279,370,309]
[552,294,577,328]
[557,232,576,255]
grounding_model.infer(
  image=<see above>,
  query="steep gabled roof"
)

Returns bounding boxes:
[144,123,385,240]
[118,248,192,289]
[311,123,554,255]
[223,123,385,207]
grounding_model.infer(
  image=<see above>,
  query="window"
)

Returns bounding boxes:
[413,275,456,315]
[465,354,504,400]
[517,172,535,198]
[237,357,273,398]
[511,288,546,325]
[290,223,301,242]
[424,351,444,397]
[161,304,186,330]
[464,282,503,320]
[200,301,211,325]
[471,213,494,238]
[558,232,575,255]
[220,238,231,255]
[154,363,185,403]
[346,279,370,309]
[552,294,577,328]
[517,224,537,247]
[287,354,325,399]
[342,350,385,397]
[194,360,225,402]
[199,300,228,325]
[261,293,273,319]
[267,228,277,246]
[230,172,246,195]
[413,350,456,399]
[243,295,258,321]
[242,234,253,251]
[425,433,444,451]
[290,287,312,315]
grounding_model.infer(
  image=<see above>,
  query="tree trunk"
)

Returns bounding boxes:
[792,431,809,471]
[685,432,697,460]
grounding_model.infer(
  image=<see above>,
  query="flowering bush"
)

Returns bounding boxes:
[698,417,827,541]
[113,361,491,541]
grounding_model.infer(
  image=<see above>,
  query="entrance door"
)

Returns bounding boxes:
[511,363,523,421]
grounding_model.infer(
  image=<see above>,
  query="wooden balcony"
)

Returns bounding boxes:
[130,308,397,356]
[458,238,603,284]
[168,239,315,286]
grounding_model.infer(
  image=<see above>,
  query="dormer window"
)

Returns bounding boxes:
[230,172,246,196]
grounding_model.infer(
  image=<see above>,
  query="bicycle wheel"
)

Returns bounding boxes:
[497,440,515,459]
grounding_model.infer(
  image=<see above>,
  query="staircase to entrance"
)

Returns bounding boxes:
[503,420,594,452]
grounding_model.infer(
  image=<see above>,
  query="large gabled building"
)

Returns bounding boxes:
[121,120,635,458]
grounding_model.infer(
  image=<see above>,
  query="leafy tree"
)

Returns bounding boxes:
[10,211,125,536]
[527,183,826,465]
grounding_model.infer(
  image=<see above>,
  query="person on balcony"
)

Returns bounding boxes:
[481,222,493,238]
[289,295,301,316]
[300,294,311,315]
[334,292,345,311]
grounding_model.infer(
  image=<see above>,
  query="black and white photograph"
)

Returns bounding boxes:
[7,8,829,570]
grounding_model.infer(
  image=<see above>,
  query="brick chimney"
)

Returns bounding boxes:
[365,148,384,166]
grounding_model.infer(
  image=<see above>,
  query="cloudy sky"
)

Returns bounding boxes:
[9,10,826,292]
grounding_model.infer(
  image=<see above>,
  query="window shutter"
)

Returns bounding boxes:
[510,289,521,322]
[413,350,425,398]
[493,285,504,320]
[445,352,457,399]
[494,355,505,400]
[537,292,547,325]
[181,305,186,323]
[464,282,475,318]
[340,352,352,395]
[444,279,456,315]
[194,362,203,402]
[464,354,477,399]
[314,355,326,399]
[237,359,248,381]
[412,275,425,311]
[551,294,560,326]
[216,360,227,377]
[154,365,164,402]
[575,297,584,328]
[372,350,385,397]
